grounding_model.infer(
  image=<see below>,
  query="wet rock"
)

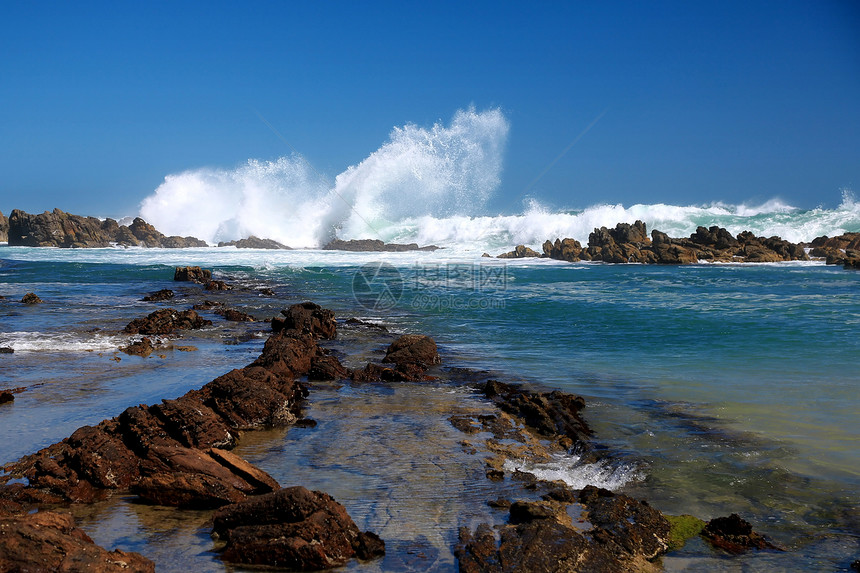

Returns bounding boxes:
[133,446,279,509]
[142,289,174,302]
[323,238,439,251]
[0,390,14,404]
[21,292,42,304]
[124,308,212,335]
[252,331,322,378]
[543,238,583,262]
[217,236,291,249]
[211,486,385,570]
[0,509,155,572]
[497,245,541,259]
[383,334,440,369]
[481,380,591,444]
[196,366,307,429]
[0,347,13,354]
[810,232,860,255]
[205,279,232,291]
[121,337,155,357]
[174,266,212,283]
[308,354,351,381]
[215,308,255,321]
[272,301,338,339]
[701,513,780,554]
[690,225,739,250]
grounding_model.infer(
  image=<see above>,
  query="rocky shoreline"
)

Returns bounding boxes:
[0,267,785,571]
[496,220,860,269]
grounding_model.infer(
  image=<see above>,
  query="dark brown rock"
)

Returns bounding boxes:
[701,513,780,554]
[215,308,255,321]
[142,289,174,302]
[273,301,338,339]
[130,217,207,248]
[0,391,14,404]
[205,279,232,291]
[383,334,440,369]
[124,308,212,335]
[8,208,114,247]
[543,238,583,262]
[211,486,384,570]
[173,266,212,283]
[121,337,155,357]
[481,380,591,444]
[252,331,322,378]
[20,292,42,304]
[0,347,13,354]
[308,354,351,381]
[0,509,155,572]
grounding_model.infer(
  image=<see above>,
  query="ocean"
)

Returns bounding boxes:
[1,199,858,570]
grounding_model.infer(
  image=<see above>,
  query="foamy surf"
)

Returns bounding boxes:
[0,332,129,353]
[503,453,643,491]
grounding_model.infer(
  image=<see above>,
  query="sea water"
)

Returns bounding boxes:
[0,245,858,571]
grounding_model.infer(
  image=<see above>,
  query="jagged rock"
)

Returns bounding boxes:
[205,280,232,291]
[272,301,337,339]
[497,245,541,259]
[121,337,155,357]
[650,230,700,264]
[218,236,291,249]
[174,266,212,283]
[308,354,351,381]
[124,309,212,335]
[142,289,174,302]
[251,331,322,378]
[211,486,385,570]
[21,292,42,304]
[543,238,583,262]
[383,334,440,369]
[7,209,206,248]
[0,210,8,242]
[457,486,671,572]
[701,513,780,554]
[0,509,155,572]
[323,238,439,252]
[215,308,255,322]
[481,380,591,444]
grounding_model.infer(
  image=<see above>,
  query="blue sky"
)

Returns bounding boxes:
[1,0,858,218]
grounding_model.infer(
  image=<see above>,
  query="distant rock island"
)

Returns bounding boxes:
[217,236,291,249]
[5,209,207,248]
[0,211,8,243]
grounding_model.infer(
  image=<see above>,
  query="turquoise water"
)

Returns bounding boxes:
[1,247,858,570]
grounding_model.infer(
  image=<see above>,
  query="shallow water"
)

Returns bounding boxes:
[1,247,858,571]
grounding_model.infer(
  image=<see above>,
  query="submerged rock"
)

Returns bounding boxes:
[212,486,384,570]
[0,509,154,572]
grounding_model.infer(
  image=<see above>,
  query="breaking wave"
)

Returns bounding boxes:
[138,105,859,254]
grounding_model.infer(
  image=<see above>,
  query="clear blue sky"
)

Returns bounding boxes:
[1,0,858,218]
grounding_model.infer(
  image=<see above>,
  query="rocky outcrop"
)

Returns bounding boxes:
[0,509,155,572]
[218,236,291,249]
[271,301,337,339]
[0,210,8,242]
[351,334,440,382]
[211,486,385,569]
[810,233,860,269]
[6,209,206,248]
[538,221,810,265]
[124,309,212,335]
[323,238,439,252]
[456,486,671,572]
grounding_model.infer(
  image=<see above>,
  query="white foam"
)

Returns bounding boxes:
[0,332,128,353]
[503,453,642,491]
